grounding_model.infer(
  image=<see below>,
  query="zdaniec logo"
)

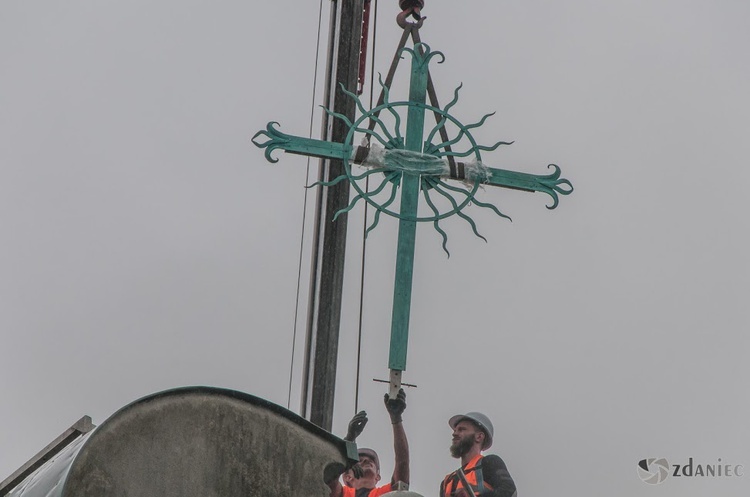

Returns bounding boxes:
[638,457,744,485]
[638,458,670,484]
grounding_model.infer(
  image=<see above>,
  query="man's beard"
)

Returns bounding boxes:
[450,435,474,458]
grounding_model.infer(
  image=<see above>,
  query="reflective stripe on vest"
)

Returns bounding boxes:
[442,455,494,497]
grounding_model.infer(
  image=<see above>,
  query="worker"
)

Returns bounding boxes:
[440,412,517,497]
[326,389,409,497]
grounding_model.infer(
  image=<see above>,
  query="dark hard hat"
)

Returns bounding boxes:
[449,412,494,450]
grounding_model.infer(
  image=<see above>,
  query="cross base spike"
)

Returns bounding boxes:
[388,369,403,399]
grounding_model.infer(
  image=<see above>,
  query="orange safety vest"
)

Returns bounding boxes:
[441,455,494,497]
[342,482,393,497]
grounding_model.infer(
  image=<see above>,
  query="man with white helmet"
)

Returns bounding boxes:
[440,412,516,497]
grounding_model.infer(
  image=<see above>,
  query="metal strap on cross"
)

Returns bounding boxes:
[253,11,572,398]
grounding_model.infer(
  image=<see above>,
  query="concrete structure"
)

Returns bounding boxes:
[4,387,356,497]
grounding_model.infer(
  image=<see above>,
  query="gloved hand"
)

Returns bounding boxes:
[322,461,364,485]
[384,388,406,424]
[345,410,368,442]
[323,462,346,485]
[350,462,364,480]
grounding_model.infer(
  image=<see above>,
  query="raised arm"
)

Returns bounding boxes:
[326,411,368,497]
[384,388,409,486]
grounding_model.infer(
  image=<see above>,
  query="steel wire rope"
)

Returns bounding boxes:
[287,0,326,410]
[354,0,379,415]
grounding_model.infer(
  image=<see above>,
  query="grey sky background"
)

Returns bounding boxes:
[1,1,749,496]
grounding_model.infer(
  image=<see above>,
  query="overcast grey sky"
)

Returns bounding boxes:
[2,1,749,496]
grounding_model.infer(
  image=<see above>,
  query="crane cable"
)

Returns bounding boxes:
[354,0,378,414]
[287,0,326,410]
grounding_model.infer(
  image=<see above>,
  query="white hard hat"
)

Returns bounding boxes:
[448,412,494,449]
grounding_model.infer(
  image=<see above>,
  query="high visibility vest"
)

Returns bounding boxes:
[441,455,494,497]
[342,482,393,497]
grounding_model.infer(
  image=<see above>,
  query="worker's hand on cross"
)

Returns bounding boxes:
[384,388,407,424]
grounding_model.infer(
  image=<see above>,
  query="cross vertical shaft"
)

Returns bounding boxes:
[387,45,430,395]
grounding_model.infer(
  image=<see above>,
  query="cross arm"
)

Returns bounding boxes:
[252,122,352,164]
[346,143,574,209]
[451,161,573,209]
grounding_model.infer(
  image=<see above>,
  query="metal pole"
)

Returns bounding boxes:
[300,0,366,431]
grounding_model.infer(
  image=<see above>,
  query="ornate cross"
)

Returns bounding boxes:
[253,31,572,397]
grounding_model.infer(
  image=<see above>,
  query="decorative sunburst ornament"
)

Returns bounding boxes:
[254,43,571,255]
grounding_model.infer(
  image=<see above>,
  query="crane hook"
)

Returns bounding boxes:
[397,0,424,29]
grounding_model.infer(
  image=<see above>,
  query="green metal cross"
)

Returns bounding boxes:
[253,42,572,396]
